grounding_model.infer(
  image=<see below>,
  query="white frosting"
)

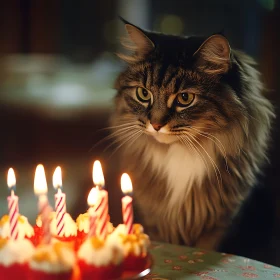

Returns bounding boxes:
[37,212,77,237]
[29,243,75,273]
[111,224,127,236]
[76,213,114,234]
[78,236,124,266]
[0,239,34,266]
[110,224,150,257]
[0,215,34,239]
[76,213,89,232]
[123,234,150,257]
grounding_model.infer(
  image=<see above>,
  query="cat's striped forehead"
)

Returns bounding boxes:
[124,61,215,95]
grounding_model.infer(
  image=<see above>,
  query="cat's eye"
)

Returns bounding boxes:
[136,87,152,103]
[176,92,195,107]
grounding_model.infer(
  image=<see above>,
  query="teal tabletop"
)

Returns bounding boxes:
[145,242,280,280]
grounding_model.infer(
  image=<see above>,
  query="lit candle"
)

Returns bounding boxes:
[87,187,99,238]
[121,173,134,234]
[7,168,19,240]
[93,160,108,240]
[53,166,66,237]
[34,164,52,244]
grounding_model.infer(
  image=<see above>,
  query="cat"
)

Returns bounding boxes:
[110,18,274,250]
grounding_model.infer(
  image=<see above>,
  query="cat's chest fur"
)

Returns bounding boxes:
[142,140,210,207]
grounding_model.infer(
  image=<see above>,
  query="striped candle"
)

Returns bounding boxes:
[95,190,108,239]
[87,187,99,238]
[121,173,134,234]
[39,195,52,244]
[34,164,52,244]
[122,195,133,234]
[55,191,66,236]
[7,168,19,240]
[53,167,66,237]
[92,160,108,240]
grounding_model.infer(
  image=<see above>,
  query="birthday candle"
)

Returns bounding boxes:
[53,166,66,237]
[92,160,108,240]
[121,173,134,234]
[87,187,99,238]
[7,168,19,240]
[34,164,52,244]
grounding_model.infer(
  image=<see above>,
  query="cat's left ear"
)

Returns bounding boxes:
[124,24,155,55]
[118,17,155,63]
[193,34,231,75]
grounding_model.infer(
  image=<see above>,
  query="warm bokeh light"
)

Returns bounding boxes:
[121,173,133,194]
[87,187,99,207]
[7,168,16,188]
[34,164,48,195]
[160,14,184,35]
[92,160,105,187]
[53,166,62,190]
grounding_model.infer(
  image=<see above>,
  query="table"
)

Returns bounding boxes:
[145,242,280,279]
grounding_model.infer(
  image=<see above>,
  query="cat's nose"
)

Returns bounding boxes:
[151,123,163,131]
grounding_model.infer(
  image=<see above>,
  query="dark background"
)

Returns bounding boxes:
[0,0,279,266]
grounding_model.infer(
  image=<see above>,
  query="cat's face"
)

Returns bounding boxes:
[113,22,247,153]
[116,65,239,145]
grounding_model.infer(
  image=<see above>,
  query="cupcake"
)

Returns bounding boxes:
[76,213,114,249]
[111,224,150,271]
[36,212,77,246]
[0,238,35,280]
[77,236,124,280]
[29,242,75,280]
[0,215,35,245]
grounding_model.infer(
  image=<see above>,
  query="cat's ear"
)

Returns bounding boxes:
[117,17,155,63]
[193,34,231,75]
[125,24,155,54]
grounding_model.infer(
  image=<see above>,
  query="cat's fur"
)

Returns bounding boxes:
[111,20,274,249]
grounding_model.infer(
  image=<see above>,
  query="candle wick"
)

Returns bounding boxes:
[57,188,62,194]
[96,184,105,191]
[11,190,15,197]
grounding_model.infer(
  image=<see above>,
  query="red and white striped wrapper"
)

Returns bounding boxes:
[95,190,108,240]
[88,207,97,238]
[55,191,66,236]
[122,196,133,234]
[39,195,52,244]
[7,195,19,240]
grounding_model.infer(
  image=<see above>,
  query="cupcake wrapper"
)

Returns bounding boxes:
[78,260,123,280]
[28,269,73,280]
[0,263,29,280]
[124,254,149,271]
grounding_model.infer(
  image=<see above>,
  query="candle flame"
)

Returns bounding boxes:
[92,160,105,187]
[7,168,16,188]
[53,166,62,190]
[34,164,48,195]
[121,173,133,194]
[87,187,99,207]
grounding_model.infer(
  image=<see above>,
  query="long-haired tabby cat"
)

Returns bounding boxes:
[111,19,274,250]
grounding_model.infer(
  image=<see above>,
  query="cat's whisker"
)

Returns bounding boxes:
[104,130,139,154]
[103,127,141,153]
[179,135,210,175]
[109,130,144,158]
[98,121,140,131]
[187,127,229,173]
[89,125,140,151]
[177,126,229,174]
[189,126,227,157]
[187,132,225,205]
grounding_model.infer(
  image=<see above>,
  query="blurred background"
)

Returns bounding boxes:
[0,0,279,266]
